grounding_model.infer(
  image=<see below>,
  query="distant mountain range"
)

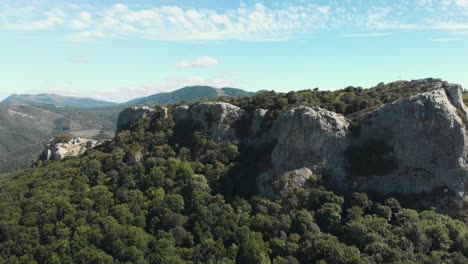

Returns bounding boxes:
[0,85,256,175]
[3,86,255,107]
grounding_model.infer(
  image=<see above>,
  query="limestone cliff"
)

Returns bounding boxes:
[117,107,157,132]
[173,102,244,141]
[116,81,468,208]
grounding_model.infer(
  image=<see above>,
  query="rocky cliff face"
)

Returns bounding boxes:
[116,81,468,208]
[257,107,349,197]
[173,102,244,141]
[43,137,102,161]
[117,107,157,132]
[352,87,468,198]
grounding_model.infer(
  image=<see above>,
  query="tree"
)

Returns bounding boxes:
[236,232,271,264]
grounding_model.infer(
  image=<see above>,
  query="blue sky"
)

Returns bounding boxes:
[1,0,468,102]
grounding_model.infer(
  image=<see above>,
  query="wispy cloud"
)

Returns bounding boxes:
[1,1,468,42]
[340,32,391,38]
[175,56,219,69]
[5,8,65,31]
[432,37,461,41]
[69,56,89,63]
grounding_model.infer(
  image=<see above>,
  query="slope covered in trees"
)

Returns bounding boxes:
[1,92,467,263]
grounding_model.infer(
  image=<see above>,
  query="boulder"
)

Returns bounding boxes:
[43,137,102,160]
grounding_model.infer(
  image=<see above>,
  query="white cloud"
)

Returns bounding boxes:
[6,8,64,30]
[175,56,219,69]
[431,21,468,30]
[432,37,461,41]
[69,56,89,63]
[2,1,468,41]
[340,32,390,38]
[70,11,92,29]
[456,0,468,8]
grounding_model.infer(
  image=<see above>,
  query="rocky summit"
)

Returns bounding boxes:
[117,80,468,209]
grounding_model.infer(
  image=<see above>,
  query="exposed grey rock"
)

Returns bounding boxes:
[354,88,468,197]
[43,137,102,160]
[250,108,268,136]
[113,80,468,207]
[189,102,245,141]
[117,107,156,132]
[257,106,349,197]
[173,105,190,122]
[445,83,468,116]
[159,107,169,119]
[257,83,468,205]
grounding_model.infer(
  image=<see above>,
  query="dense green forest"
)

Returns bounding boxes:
[1,81,467,263]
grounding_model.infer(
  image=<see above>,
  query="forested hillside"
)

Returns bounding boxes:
[126,86,254,106]
[0,102,122,174]
[1,82,467,263]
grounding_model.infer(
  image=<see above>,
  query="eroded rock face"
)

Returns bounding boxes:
[352,87,468,197]
[190,102,245,141]
[258,83,468,204]
[117,107,156,132]
[173,105,190,121]
[250,108,268,136]
[174,102,245,141]
[43,137,102,161]
[114,81,468,206]
[257,106,349,197]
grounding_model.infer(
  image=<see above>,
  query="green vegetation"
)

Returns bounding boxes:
[2,94,118,108]
[0,107,466,263]
[126,86,254,106]
[0,102,122,174]
[224,79,446,117]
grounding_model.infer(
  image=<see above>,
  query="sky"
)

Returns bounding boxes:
[0,0,468,103]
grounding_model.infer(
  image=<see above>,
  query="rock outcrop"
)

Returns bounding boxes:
[117,107,156,132]
[257,107,349,197]
[43,137,102,161]
[353,87,468,197]
[117,81,468,207]
[259,82,468,204]
[173,102,245,141]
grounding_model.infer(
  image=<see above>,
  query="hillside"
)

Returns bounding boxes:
[0,102,123,174]
[126,86,253,106]
[3,94,118,108]
[0,86,254,175]
[0,79,467,263]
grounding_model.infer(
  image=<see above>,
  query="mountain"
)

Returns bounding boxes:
[0,86,254,175]
[118,78,468,218]
[0,78,467,263]
[3,93,118,108]
[126,85,254,106]
[0,102,123,174]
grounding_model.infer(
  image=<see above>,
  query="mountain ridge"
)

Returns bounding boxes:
[126,85,255,106]
[3,93,118,108]
[1,78,466,263]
